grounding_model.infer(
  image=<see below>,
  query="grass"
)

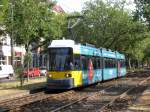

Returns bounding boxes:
[127,68,144,73]
[0,77,46,90]
[0,77,46,96]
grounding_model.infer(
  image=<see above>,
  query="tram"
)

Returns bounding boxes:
[46,39,126,89]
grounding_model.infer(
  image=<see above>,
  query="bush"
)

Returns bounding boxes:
[14,65,24,86]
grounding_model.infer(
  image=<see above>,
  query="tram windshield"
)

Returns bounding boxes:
[49,48,73,71]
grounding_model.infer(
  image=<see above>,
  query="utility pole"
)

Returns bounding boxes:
[10,0,14,67]
[67,16,84,41]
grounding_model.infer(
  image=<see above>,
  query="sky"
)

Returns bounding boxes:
[56,0,136,13]
[56,0,90,12]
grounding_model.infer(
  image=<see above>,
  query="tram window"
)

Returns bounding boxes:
[92,57,97,69]
[115,60,117,67]
[120,60,125,67]
[81,56,88,70]
[74,55,81,70]
[95,57,102,69]
[120,60,122,67]
[100,58,103,69]
[104,58,116,68]
[113,59,116,68]
[109,59,112,68]
[96,58,100,69]
[64,56,74,70]
[104,58,108,68]
[49,48,73,71]
[120,60,123,67]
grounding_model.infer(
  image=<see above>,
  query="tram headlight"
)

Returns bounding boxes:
[48,74,52,78]
[65,73,72,78]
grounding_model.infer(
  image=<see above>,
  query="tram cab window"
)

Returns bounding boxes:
[64,56,74,70]
[74,55,81,70]
[49,48,73,71]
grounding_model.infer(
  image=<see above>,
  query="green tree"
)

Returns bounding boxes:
[4,0,54,81]
[4,0,68,80]
[0,0,8,23]
[5,0,55,51]
[0,0,8,35]
[134,0,150,28]
[70,0,148,69]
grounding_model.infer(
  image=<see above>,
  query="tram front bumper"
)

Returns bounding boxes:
[46,78,74,89]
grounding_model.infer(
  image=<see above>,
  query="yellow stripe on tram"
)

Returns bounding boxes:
[48,71,82,87]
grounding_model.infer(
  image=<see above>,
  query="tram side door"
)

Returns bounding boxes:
[117,60,121,77]
[81,56,94,85]
[81,56,88,85]
[88,58,93,84]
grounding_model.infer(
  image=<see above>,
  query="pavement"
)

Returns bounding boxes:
[0,87,45,102]
[128,85,150,111]
[0,76,45,83]
[0,89,29,102]
[0,77,46,102]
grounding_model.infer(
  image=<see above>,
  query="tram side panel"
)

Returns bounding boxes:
[103,58,118,80]
[92,57,102,83]
[120,60,126,77]
[81,55,103,86]
[117,60,126,77]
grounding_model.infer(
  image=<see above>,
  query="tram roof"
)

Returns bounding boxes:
[49,39,125,59]
[48,39,75,48]
[80,45,101,56]
[101,49,116,59]
[116,52,125,59]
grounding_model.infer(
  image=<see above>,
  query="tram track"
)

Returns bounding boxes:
[21,74,143,112]
[0,91,75,112]
[51,84,131,112]
[98,76,150,112]
[0,75,129,112]
[0,71,149,112]
[0,73,126,111]
[49,72,150,112]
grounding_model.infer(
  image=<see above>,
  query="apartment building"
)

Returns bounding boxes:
[0,34,25,66]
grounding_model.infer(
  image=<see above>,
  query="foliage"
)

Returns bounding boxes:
[49,13,67,40]
[134,0,150,67]
[72,0,147,51]
[23,52,32,81]
[67,0,149,68]
[1,0,149,69]
[4,0,67,50]
[4,0,54,51]
[23,52,32,68]
[134,0,150,28]
[0,0,8,35]
[14,65,24,86]
[0,0,8,24]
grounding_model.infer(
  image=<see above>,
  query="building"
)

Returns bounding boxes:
[0,34,25,66]
[52,4,65,13]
